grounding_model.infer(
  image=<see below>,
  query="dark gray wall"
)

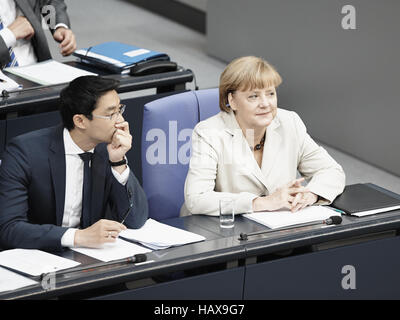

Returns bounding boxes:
[207,0,400,176]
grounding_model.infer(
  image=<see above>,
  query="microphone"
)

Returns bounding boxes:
[41,253,147,280]
[239,215,342,241]
[124,253,147,263]
[325,215,342,225]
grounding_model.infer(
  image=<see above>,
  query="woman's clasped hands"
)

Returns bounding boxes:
[252,178,318,213]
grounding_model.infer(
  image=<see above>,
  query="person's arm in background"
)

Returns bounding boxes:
[0,16,34,68]
[42,0,76,56]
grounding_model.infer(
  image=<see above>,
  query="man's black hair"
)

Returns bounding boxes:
[59,76,120,130]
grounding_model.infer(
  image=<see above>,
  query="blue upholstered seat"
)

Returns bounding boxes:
[141,89,219,220]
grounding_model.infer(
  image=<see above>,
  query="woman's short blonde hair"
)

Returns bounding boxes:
[219,56,282,112]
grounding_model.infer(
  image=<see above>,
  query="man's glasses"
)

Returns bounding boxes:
[91,104,126,121]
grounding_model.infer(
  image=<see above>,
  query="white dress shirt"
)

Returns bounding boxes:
[0,0,68,66]
[60,128,130,247]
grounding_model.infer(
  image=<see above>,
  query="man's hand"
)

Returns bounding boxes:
[252,178,309,212]
[107,121,132,166]
[74,219,127,248]
[53,27,76,56]
[8,16,34,40]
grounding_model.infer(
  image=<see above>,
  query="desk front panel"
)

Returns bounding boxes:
[244,235,400,299]
[94,266,245,300]
[0,120,5,156]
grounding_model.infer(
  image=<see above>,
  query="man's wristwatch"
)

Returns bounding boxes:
[109,157,127,167]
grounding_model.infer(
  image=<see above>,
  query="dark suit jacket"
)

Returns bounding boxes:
[0,0,70,68]
[0,125,148,252]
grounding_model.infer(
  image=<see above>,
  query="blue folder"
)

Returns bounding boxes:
[73,41,170,74]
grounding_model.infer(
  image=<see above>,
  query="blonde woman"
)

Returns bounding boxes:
[182,56,345,216]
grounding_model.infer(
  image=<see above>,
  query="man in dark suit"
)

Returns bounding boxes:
[0,76,148,251]
[0,0,76,68]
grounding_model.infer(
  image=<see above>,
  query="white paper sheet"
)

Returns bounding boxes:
[244,206,341,229]
[74,49,124,67]
[71,238,152,262]
[4,60,97,85]
[352,205,400,217]
[0,70,21,91]
[124,48,150,57]
[0,267,37,293]
[120,218,206,250]
[0,249,81,277]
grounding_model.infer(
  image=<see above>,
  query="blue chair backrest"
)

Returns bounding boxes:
[142,88,219,220]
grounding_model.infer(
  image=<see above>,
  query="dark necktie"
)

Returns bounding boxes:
[79,152,93,228]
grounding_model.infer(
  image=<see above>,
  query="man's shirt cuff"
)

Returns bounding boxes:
[0,28,16,49]
[54,23,69,30]
[61,228,77,248]
[111,165,130,186]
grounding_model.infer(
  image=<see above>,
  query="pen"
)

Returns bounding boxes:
[120,203,133,225]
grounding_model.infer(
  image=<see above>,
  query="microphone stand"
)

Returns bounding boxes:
[40,254,147,281]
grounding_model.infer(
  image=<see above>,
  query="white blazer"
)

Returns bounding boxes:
[181,109,345,216]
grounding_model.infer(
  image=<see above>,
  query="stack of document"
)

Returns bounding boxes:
[244,206,341,229]
[4,60,97,86]
[0,249,81,277]
[120,218,206,250]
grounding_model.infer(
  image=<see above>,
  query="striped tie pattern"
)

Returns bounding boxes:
[0,16,19,68]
